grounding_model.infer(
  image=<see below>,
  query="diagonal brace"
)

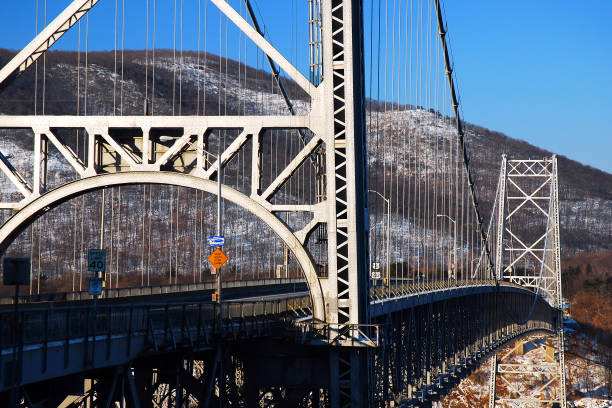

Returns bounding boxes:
[0,0,100,90]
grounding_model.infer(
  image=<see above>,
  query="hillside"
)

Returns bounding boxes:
[0,48,610,282]
[0,45,610,406]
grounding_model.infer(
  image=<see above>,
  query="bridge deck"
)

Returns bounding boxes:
[0,278,552,394]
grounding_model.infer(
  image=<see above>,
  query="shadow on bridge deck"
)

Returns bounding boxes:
[0,279,557,407]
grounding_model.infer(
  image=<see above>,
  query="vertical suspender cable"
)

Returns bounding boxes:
[42,0,46,115]
[147,187,153,286]
[194,190,198,282]
[113,0,118,114]
[424,0,430,282]
[72,16,81,293]
[434,0,494,276]
[416,0,422,288]
[141,185,146,286]
[175,187,180,283]
[78,15,85,289]
[34,0,39,115]
[109,189,115,288]
[196,0,201,115]
[116,186,121,288]
[172,0,177,115]
[37,0,48,294]
[120,0,125,114]
[203,0,207,115]
[152,0,156,115]
[145,0,149,114]
[179,0,183,115]
[169,186,174,284]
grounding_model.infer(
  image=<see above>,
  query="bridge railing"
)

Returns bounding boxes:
[0,277,306,305]
[369,279,530,300]
[0,295,312,350]
[0,278,541,350]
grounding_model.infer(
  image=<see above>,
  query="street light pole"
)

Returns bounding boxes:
[369,190,390,292]
[217,137,223,332]
[160,133,225,324]
[437,214,456,282]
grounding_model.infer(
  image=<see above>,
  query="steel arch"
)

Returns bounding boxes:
[0,171,325,320]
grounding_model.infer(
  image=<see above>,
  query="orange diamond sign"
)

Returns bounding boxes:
[208,247,228,270]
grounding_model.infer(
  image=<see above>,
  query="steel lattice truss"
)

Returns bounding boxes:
[491,157,562,305]
[0,1,567,407]
[488,156,566,408]
[0,0,372,332]
[491,336,567,407]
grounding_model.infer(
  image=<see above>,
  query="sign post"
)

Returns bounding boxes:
[87,249,105,364]
[371,262,381,281]
[214,143,224,334]
[3,257,30,407]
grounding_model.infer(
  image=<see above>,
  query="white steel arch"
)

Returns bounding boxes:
[0,171,326,320]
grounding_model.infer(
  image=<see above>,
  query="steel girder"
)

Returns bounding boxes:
[369,290,556,407]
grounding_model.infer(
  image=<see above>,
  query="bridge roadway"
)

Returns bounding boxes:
[0,279,556,406]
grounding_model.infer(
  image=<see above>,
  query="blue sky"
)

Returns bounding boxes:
[442,1,612,174]
[1,1,610,173]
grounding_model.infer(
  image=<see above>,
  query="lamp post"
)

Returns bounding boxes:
[369,190,390,291]
[160,134,223,329]
[437,214,456,281]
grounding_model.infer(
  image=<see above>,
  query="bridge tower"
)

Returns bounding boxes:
[0,0,370,405]
[319,0,370,406]
[488,156,567,407]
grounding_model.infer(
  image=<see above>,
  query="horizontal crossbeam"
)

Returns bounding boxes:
[0,115,310,129]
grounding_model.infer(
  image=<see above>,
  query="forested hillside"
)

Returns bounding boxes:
[0,48,609,289]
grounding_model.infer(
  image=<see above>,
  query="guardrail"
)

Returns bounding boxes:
[1,277,529,306]
[0,295,312,350]
[0,279,536,350]
[0,277,306,305]
[369,279,530,300]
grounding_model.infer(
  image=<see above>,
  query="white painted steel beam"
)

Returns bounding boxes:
[0,0,99,87]
[260,135,322,201]
[202,129,253,179]
[37,128,87,176]
[210,0,314,97]
[0,152,32,197]
[0,115,310,129]
[155,133,196,169]
[97,129,140,168]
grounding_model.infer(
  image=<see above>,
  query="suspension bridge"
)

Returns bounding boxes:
[0,0,566,406]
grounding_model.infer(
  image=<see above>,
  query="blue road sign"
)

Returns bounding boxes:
[208,235,225,247]
[88,277,103,296]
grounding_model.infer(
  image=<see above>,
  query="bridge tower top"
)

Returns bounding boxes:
[491,155,563,308]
